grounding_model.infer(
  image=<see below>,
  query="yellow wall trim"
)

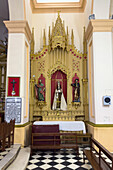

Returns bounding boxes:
[15,121,31,128]
[30,0,86,13]
[4,21,32,43]
[85,19,113,42]
[87,123,113,152]
[87,121,113,127]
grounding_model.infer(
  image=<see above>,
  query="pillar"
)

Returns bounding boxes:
[85,19,113,152]
[4,21,32,146]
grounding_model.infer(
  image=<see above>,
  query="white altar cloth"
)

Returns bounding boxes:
[33,121,86,134]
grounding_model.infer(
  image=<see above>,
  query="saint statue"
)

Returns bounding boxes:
[71,79,80,102]
[52,81,67,110]
[35,79,45,101]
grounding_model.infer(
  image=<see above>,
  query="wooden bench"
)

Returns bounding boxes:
[83,138,113,170]
[31,132,79,153]
[31,125,92,155]
[0,120,15,151]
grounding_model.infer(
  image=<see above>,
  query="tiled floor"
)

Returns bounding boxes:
[0,147,12,161]
[26,147,93,170]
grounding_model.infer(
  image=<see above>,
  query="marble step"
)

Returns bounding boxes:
[6,147,30,170]
[0,144,21,170]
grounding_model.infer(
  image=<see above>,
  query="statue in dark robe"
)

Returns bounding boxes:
[71,79,80,102]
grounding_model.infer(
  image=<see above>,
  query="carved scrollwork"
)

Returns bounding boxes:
[72,101,81,109]
[36,101,46,110]
[47,61,70,79]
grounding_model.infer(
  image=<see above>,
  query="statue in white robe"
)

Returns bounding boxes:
[52,81,67,111]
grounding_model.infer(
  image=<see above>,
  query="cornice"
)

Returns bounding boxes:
[30,0,86,13]
[4,21,32,43]
[85,19,113,42]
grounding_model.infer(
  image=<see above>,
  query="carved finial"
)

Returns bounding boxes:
[63,20,65,28]
[83,26,87,56]
[67,26,69,46]
[67,26,68,35]
[58,10,61,17]
[48,26,51,44]
[48,26,51,52]
[31,27,34,54]
[52,22,54,31]
[83,26,86,42]
[49,26,50,39]
[71,29,74,46]
[43,29,46,47]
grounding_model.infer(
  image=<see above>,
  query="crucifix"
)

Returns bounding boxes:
[11,79,17,92]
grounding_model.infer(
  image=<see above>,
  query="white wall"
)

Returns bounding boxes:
[93,0,110,19]
[84,0,92,28]
[25,0,32,30]
[93,32,113,124]
[8,0,24,20]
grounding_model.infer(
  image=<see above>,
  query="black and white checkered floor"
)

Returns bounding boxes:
[26,147,93,170]
[0,147,12,161]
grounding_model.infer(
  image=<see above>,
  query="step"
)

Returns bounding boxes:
[6,147,30,170]
[0,144,21,170]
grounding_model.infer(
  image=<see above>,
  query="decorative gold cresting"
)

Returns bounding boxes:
[49,12,67,50]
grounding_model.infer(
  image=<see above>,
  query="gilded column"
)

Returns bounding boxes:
[83,27,89,121]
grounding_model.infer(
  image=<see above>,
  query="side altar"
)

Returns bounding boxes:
[30,13,88,122]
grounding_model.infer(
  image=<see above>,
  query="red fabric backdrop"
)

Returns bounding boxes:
[8,77,20,97]
[51,70,67,108]
[72,73,79,101]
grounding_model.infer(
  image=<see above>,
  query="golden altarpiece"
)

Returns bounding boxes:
[30,13,88,122]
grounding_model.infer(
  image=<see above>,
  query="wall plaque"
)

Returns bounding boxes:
[5,98,22,123]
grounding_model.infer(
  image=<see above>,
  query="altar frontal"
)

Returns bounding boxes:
[30,13,88,122]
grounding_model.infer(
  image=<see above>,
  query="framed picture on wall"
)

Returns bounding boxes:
[7,77,20,97]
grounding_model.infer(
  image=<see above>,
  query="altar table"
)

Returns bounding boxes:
[33,121,86,134]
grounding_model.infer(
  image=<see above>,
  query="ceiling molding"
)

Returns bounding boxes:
[4,21,32,43]
[30,0,86,13]
[85,19,113,42]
